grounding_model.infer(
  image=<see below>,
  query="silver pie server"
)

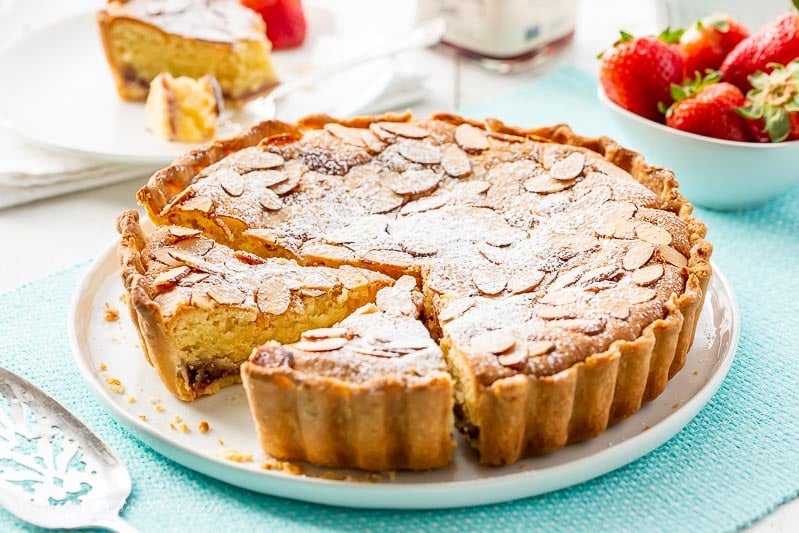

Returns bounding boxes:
[0,367,135,532]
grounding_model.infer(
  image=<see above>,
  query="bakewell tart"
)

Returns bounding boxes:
[117,210,392,401]
[97,0,278,105]
[241,276,454,470]
[131,112,712,465]
[145,73,222,142]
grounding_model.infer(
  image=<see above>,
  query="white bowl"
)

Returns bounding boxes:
[598,87,799,210]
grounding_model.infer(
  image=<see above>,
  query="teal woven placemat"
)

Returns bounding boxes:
[2,67,799,532]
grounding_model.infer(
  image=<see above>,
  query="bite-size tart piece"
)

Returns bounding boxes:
[117,210,392,401]
[241,276,454,471]
[97,0,278,105]
[145,73,222,143]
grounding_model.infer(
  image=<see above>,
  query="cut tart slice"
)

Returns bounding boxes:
[117,210,392,401]
[241,276,454,471]
[145,73,222,143]
[134,112,712,464]
[97,0,278,106]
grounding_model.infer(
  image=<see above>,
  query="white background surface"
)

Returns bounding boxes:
[0,0,795,529]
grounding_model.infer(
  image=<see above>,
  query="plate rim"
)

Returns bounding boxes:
[68,238,740,509]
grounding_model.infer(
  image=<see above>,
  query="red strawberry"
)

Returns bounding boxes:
[737,60,799,142]
[680,13,749,77]
[599,31,685,122]
[720,1,799,91]
[664,72,751,141]
[241,0,307,49]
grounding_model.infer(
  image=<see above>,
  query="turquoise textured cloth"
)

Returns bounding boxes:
[2,67,799,532]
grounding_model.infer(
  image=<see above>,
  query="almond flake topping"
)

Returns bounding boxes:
[218,169,245,197]
[362,249,414,268]
[369,188,404,214]
[271,170,300,195]
[397,141,442,165]
[658,244,688,267]
[536,305,575,320]
[550,152,585,181]
[523,175,575,194]
[400,195,448,215]
[324,123,367,147]
[180,196,214,213]
[472,267,507,295]
[348,344,403,358]
[438,297,475,323]
[258,189,284,211]
[441,145,472,178]
[389,169,442,196]
[337,266,369,289]
[623,287,658,304]
[233,250,265,265]
[151,248,182,267]
[171,237,214,256]
[230,148,285,173]
[294,337,350,352]
[302,242,355,263]
[256,278,291,315]
[178,272,210,286]
[454,124,489,152]
[377,121,429,138]
[635,221,672,246]
[168,227,202,239]
[632,264,664,285]
[206,286,246,306]
[508,269,545,294]
[609,301,630,319]
[301,327,351,340]
[153,266,190,288]
[471,330,516,354]
[497,352,528,368]
[463,180,491,195]
[360,130,387,153]
[245,170,288,188]
[623,242,656,270]
[527,340,555,357]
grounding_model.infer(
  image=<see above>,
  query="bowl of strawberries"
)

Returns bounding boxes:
[598,4,799,210]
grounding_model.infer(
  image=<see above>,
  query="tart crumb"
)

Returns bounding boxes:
[127,396,136,404]
[104,302,120,322]
[169,423,176,431]
[386,470,397,480]
[138,414,147,422]
[261,458,304,475]
[225,393,242,401]
[198,420,210,433]
[672,401,681,409]
[119,293,128,304]
[222,449,253,463]
[319,471,380,483]
[179,422,190,433]
[154,404,165,412]
[148,396,161,404]
[98,362,107,372]
[217,438,225,446]
[692,370,699,376]
[105,377,125,394]
[172,415,183,423]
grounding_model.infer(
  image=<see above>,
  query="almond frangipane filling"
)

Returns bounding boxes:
[132,113,711,466]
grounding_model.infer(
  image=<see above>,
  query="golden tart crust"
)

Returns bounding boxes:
[133,112,712,465]
[242,277,455,471]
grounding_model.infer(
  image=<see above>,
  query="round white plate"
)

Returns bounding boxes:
[0,7,392,165]
[69,242,739,509]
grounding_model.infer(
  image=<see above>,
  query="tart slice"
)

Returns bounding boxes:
[117,210,392,401]
[241,276,454,471]
[97,0,279,105]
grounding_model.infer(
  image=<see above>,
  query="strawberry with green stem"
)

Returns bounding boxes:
[680,13,749,77]
[738,60,799,142]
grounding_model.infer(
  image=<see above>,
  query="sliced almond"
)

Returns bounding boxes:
[377,121,429,138]
[168,227,202,239]
[362,248,414,268]
[271,169,301,195]
[523,175,575,194]
[472,267,507,295]
[336,266,369,290]
[471,330,516,354]
[623,242,656,270]
[609,301,630,319]
[245,228,280,246]
[497,352,528,368]
[218,169,245,197]
[369,123,395,142]
[166,250,218,274]
[300,288,326,297]
[233,250,265,265]
[400,194,448,215]
[549,152,585,181]
[180,196,214,213]
[441,145,472,178]
[171,236,214,256]
[438,297,475,323]
[151,248,182,267]
[302,242,356,263]
[376,287,416,316]
[301,270,339,290]
[245,169,289,188]
[485,228,525,247]
[454,124,489,152]
[324,123,367,147]
[389,169,442,196]
[658,244,688,268]
[536,304,575,320]
[508,269,545,294]
[635,221,672,246]
[207,286,246,306]
[477,242,505,265]
[527,340,555,357]
[230,148,285,173]
[294,337,349,352]
[178,272,211,286]
[153,265,190,288]
[369,188,404,214]
[402,240,438,257]
[463,180,491,195]
[360,130,387,153]
[256,278,291,315]
[397,141,442,165]
[632,264,664,286]
[258,189,284,211]
[348,343,403,358]
[559,318,605,335]
[624,287,658,304]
